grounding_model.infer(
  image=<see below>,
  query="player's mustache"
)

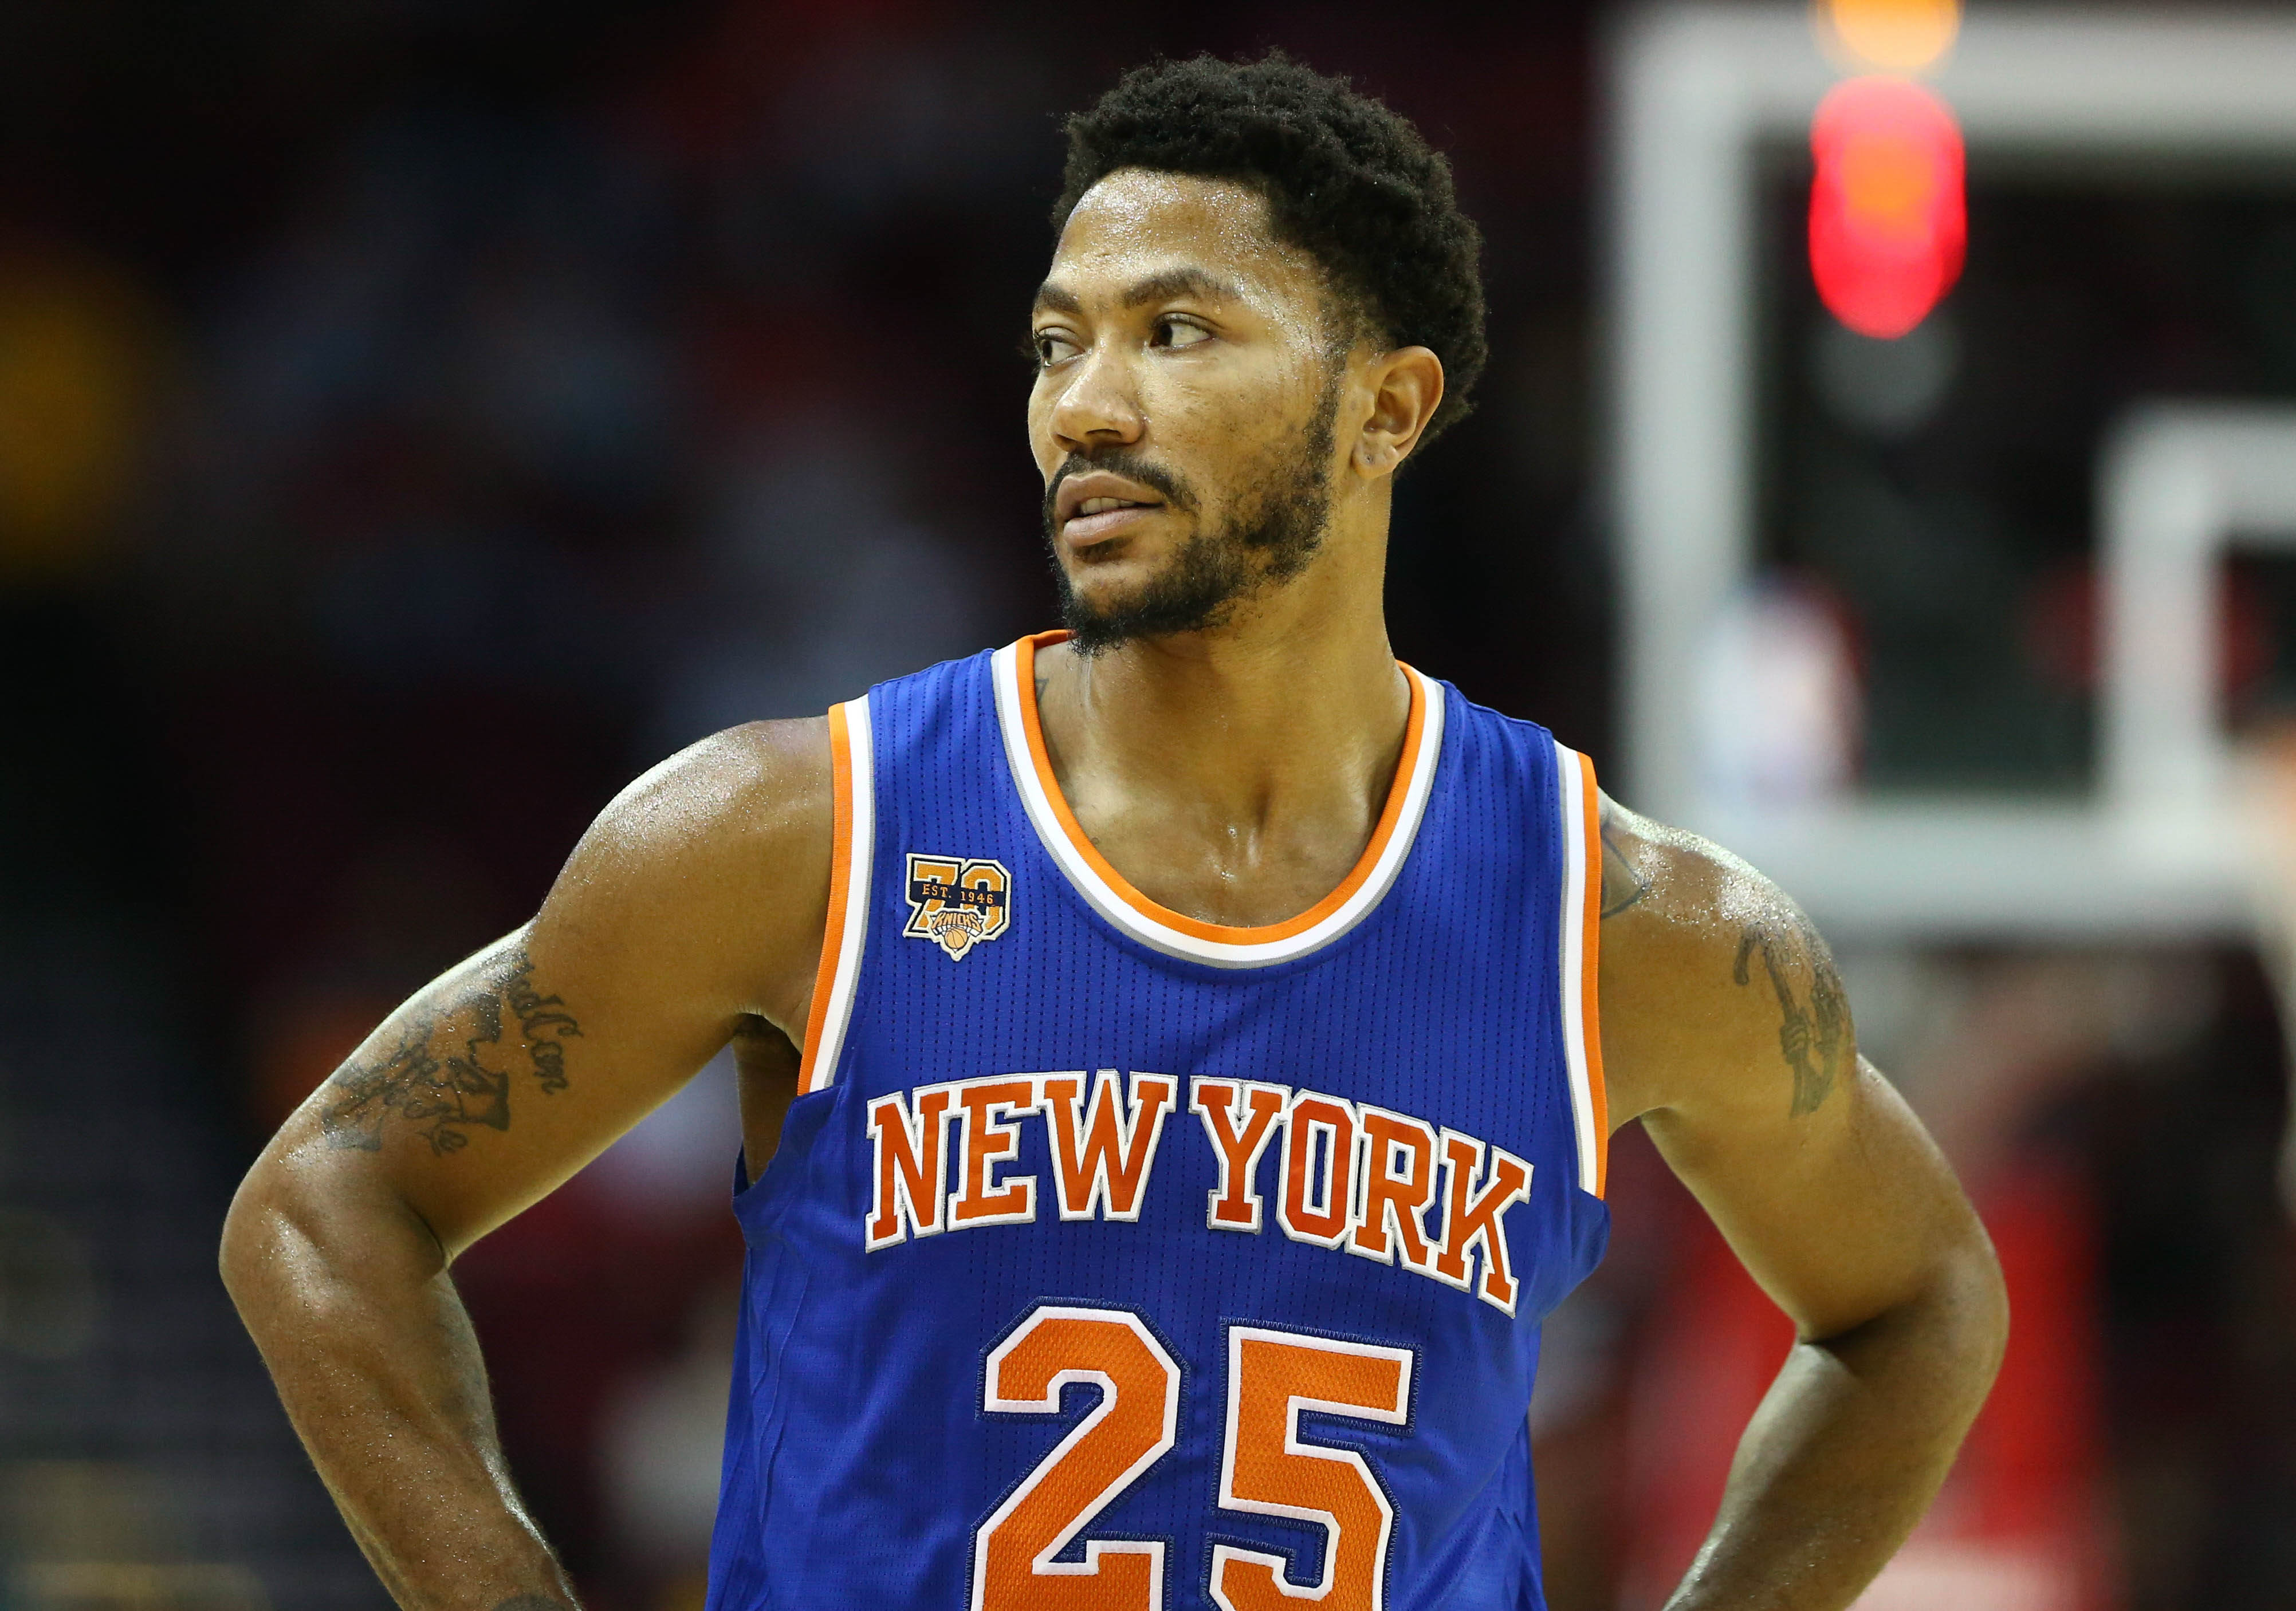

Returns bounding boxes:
[1042,450,1196,531]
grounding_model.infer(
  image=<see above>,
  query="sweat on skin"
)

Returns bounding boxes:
[218,124,2006,1611]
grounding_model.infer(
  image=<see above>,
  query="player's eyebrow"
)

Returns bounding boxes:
[1031,266,1242,318]
[1114,266,1240,308]
[1032,281,1084,318]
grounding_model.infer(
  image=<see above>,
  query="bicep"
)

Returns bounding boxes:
[252,722,831,1259]
[281,924,742,1255]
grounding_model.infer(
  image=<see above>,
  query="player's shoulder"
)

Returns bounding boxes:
[535,718,836,1030]
[1594,790,1855,1123]
[555,718,834,933]
[1594,790,1780,936]
[589,717,833,865]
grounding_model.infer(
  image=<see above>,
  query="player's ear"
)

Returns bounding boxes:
[1350,345,1445,480]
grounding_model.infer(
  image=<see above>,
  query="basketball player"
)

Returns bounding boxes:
[222,55,2006,1611]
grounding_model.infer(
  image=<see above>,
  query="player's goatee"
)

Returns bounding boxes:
[1045,383,1339,653]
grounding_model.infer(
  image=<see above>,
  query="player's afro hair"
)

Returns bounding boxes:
[1055,52,1489,450]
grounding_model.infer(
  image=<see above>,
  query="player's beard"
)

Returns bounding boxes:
[1044,377,1340,656]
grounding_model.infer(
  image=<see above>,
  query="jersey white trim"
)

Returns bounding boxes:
[1554,739,1603,1195]
[992,642,1443,969]
[800,695,875,1093]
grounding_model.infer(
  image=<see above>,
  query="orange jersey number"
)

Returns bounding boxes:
[1210,1329,1414,1611]
[971,1307,1416,1611]
[973,1307,1180,1610]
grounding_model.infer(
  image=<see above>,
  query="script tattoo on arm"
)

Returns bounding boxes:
[319,951,581,1155]
[1733,912,1851,1117]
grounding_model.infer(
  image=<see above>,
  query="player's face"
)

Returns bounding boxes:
[1029,170,1350,652]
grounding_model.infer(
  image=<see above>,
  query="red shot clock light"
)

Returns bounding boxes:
[1809,75,1966,339]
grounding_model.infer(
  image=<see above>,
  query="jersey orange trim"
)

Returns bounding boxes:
[797,701,855,1093]
[1012,632,1429,946]
[1576,749,1609,1197]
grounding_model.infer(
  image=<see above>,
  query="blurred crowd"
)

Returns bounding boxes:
[3,4,1599,1608]
[2,3,2293,1610]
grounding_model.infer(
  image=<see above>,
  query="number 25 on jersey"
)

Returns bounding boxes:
[972,1305,1414,1611]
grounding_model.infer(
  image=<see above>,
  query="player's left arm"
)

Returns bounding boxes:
[1597,792,2009,1611]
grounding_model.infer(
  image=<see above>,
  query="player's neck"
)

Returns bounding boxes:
[1034,564,1411,927]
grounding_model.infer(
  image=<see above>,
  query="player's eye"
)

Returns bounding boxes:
[1153,315,1212,350]
[1032,330,1080,369]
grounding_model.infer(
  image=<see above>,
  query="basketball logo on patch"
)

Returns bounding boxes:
[903,854,1012,960]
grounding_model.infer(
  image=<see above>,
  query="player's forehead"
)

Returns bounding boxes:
[1037,168,1323,316]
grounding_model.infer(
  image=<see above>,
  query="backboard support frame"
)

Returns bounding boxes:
[1609,6,2296,942]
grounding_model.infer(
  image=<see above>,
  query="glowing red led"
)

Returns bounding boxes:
[1809,76,1966,339]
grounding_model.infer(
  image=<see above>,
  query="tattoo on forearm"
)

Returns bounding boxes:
[1599,827,1649,919]
[1733,914,1851,1116]
[319,951,581,1155]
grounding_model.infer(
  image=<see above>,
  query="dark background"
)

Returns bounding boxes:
[0,5,2290,1611]
[0,5,1606,1608]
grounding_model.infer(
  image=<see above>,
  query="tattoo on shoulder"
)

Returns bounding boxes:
[1732,911,1851,1117]
[319,950,581,1155]
[1599,826,1649,919]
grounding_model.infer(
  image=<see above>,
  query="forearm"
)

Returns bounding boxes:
[1664,1250,2007,1611]
[221,1172,578,1611]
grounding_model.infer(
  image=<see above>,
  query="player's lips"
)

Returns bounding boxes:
[1054,472,1166,545]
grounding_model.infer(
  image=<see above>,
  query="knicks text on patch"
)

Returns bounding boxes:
[903,853,1011,960]
[863,1072,1534,1315]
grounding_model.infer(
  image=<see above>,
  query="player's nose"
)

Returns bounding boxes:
[1046,341,1146,453]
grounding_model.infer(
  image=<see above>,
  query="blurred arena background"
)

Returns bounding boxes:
[2,2,2293,1609]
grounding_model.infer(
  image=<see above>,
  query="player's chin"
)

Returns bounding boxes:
[1058,567,1142,624]
[1057,560,1176,631]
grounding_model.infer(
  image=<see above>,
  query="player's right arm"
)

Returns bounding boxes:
[219,720,834,1611]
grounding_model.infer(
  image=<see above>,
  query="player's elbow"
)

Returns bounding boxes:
[1814,1206,2010,1427]
[218,1160,283,1325]
[218,1139,444,1340]
[218,1149,311,1322]
[1967,1223,2012,1377]
[1921,1212,2011,1416]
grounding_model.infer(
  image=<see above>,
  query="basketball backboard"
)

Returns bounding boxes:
[1609,6,2296,942]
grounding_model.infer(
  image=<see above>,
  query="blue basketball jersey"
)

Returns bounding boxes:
[706,633,1611,1611]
